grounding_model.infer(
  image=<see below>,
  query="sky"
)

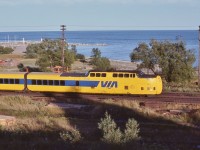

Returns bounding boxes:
[0,0,199,31]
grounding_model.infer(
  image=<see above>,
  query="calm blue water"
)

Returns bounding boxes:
[0,30,199,66]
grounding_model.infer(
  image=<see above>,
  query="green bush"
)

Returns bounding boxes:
[124,118,140,142]
[0,46,14,54]
[76,53,85,61]
[60,127,82,143]
[98,112,140,144]
[94,57,111,71]
[98,112,122,144]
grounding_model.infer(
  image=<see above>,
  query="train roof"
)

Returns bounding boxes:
[0,72,26,75]
[89,70,141,73]
[60,70,157,78]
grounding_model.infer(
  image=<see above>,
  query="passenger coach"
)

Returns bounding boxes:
[26,70,162,95]
[0,72,26,91]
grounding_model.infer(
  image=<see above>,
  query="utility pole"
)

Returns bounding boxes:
[60,25,66,72]
[198,26,200,87]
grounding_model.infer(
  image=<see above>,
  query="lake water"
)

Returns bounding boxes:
[0,30,199,65]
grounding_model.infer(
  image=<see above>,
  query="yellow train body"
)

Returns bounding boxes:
[26,71,162,95]
[0,70,162,95]
[0,73,25,91]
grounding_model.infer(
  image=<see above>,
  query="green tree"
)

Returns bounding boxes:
[71,45,77,55]
[130,40,195,83]
[26,39,75,71]
[91,48,101,59]
[90,48,111,71]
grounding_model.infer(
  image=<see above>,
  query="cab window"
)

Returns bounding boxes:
[90,73,95,77]
[119,74,123,78]
[113,74,118,78]
[102,73,106,77]
[124,74,129,78]
[96,73,101,77]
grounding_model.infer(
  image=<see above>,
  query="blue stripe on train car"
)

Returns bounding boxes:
[20,79,24,84]
[26,79,99,87]
[27,80,32,85]
[79,81,99,87]
[65,80,76,86]
[66,80,99,87]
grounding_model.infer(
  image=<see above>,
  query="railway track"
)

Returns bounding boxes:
[1,91,200,105]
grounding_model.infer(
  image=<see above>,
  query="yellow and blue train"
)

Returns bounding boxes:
[0,70,162,95]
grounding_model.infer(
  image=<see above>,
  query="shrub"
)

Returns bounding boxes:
[60,127,82,143]
[0,46,14,54]
[98,112,122,144]
[98,112,140,144]
[94,57,111,71]
[124,118,140,142]
[76,53,85,61]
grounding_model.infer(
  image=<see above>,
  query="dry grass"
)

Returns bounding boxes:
[0,54,23,59]
[0,96,72,132]
[100,99,200,126]
[19,59,36,67]
[102,99,159,119]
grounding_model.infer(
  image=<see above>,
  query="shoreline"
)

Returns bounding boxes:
[0,41,139,72]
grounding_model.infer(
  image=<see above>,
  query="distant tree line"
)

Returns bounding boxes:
[0,46,14,54]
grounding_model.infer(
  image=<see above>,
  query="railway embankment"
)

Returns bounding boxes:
[0,94,200,149]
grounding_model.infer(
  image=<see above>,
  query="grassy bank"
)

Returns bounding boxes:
[0,95,200,149]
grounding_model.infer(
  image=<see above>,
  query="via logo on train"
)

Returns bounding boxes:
[101,81,118,88]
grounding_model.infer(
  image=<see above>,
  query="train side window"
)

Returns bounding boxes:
[4,79,9,84]
[119,74,123,78]
[32,80,36,85]
[130,74,135,78]
[102,73,106,77]
[96,73,101,77]
[10,79,14,84]
[15,79,19,84]
[0,79,3,84]
[76,81,79,86]
[124,74,129,78]
[49,80,53,85]
[54,80,59,86]
[113,73,118,78]
[43,80,48,85]
[153,87,156,90]
[60,80,65,86]
[90,73,95,77]
[37,80,42,85]
[141,87,144,90]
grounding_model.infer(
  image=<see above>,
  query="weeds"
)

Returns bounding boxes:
[0,96,70,132]
[98,112,122,144]
[98,112,140,144]
[60,127,82,143]
[124,118,140,142]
